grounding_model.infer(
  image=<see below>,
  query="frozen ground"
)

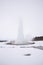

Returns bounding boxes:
[0,41,43,65]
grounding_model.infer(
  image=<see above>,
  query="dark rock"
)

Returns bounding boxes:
[24,54,31,56]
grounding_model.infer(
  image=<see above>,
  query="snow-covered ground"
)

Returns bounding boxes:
[0,41,43,65]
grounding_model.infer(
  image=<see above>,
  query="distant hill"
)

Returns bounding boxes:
[32,36,43,41]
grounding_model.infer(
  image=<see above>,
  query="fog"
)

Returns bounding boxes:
[0,0,43,40]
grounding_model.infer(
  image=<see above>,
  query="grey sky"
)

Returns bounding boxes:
[0,0,43,40]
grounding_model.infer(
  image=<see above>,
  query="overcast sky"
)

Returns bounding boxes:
[0,0,43,40]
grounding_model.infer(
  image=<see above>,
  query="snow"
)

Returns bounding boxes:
[0,41,43,65]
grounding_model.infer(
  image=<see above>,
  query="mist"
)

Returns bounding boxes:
[0,0,43,40]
